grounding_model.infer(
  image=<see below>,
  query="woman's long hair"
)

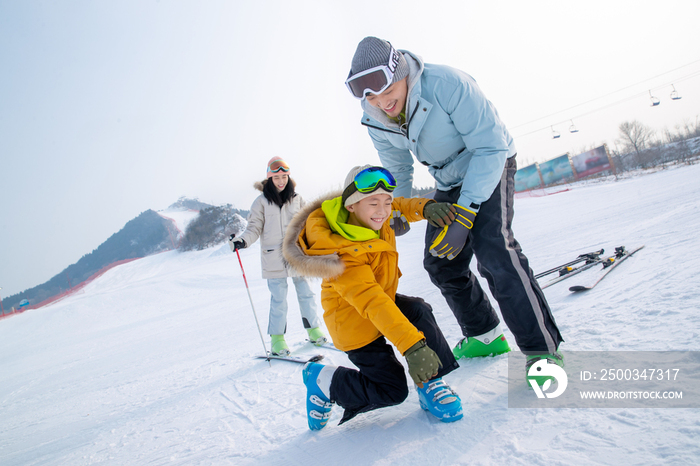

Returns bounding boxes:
[262,177,296,208]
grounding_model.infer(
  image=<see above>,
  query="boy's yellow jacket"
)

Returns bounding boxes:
[283,192,433,355]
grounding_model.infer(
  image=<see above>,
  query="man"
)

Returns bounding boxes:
[345,37,563,373]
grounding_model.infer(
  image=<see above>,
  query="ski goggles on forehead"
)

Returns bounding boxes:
[268,159,290,173]
[353,166,397,192]
[342,166,397,203]
[345,45,401,99]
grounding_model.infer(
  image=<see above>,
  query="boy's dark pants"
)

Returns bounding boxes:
[329,294,458,425]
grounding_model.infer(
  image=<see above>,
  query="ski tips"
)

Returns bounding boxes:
[568,285,589,292]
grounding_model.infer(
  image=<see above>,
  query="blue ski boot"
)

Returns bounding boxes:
[416,378,463,422]
[302,362,333,430]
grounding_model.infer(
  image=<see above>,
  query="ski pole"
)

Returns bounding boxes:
[235,249,271,365]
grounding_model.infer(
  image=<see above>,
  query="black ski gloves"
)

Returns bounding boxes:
[229,234,246,252]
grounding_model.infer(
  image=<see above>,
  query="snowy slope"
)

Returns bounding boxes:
[157,208,201,239]
[2,163,700,465]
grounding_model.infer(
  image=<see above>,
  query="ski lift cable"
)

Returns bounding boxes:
[509,58,700,131]
[513,69,700,137]
[512,68,700,134]
[515,91,662,138]
[513,71,700,139]
[564,72,700,121]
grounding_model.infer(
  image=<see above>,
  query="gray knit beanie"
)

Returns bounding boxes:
[342,165,394,208]
[350,37,409,85]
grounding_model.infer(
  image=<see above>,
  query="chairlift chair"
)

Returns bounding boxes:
[551,126,561,139]
[649,90,660,107]
[670,84,682,101]
[569,120,579,133]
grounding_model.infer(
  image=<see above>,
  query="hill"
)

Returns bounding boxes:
[2,197,252,312]
[1,209,180,311]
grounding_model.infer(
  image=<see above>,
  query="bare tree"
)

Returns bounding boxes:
[617,120,655,168]
[681,116,700,139]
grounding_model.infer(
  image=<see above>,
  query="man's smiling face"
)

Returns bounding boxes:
[365,77,408,119]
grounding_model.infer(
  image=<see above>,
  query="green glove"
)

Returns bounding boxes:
[429,203,476,260]
[423,201,457,228]
[404,340,442,386]
[389,210,410,236]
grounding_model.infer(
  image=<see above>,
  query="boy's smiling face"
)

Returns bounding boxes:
[346,193,393,230]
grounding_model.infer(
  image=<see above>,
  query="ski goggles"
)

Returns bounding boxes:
[342,166,397,203]
[267,159,290,173]
[345,45,401,99]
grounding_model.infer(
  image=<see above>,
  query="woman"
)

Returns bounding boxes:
[230,157,326,356]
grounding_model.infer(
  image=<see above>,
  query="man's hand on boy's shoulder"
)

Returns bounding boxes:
[389,210,410,236]
[423,201,456,228]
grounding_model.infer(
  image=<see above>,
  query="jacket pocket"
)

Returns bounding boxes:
[261,248,285,274]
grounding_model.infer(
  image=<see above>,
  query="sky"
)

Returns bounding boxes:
[1,0,700,298]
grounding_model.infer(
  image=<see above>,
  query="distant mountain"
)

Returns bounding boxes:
[2,209,179,311]
[168,196,213,211]
[2,196,254,312]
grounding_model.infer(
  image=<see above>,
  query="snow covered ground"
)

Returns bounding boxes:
[2,163,699,465]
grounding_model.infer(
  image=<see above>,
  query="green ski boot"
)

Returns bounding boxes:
[307,327,327,346]
[453,326,511,359]
[270,335,290,356]
[526,352,565,389]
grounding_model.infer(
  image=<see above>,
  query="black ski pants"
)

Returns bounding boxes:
[329,294,458,425]
[423,156,563,354]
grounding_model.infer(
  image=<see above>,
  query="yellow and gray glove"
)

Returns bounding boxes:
[404,339,442,387]
[428,203,476,260]
[423,201,457,228]
[389,210,410,236]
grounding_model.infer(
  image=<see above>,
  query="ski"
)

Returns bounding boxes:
[306,340,344,352]
[535,249,605,279]
[540,246,625,289]
[569,245,645,292]
[256,353,324,364]
[540,260,602,289]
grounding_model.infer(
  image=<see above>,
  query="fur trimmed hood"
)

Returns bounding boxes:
[282,191,346,280]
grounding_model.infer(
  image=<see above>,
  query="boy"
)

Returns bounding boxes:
[345,36,563,373]
[283,165,463,430]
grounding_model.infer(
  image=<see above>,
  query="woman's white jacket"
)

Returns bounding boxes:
[237,181,304,279]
